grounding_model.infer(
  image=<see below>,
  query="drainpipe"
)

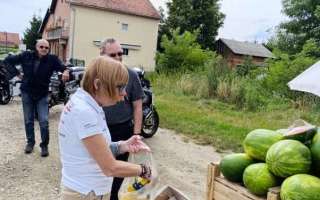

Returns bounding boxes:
[70,7,76,60]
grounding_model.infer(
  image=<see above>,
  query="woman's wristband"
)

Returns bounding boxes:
[109,142,121,156]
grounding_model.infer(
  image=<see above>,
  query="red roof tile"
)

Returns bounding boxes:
[0,32,20,47]
[69,0,160,20]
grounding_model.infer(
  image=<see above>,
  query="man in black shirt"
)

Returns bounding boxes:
[100,38,144,200]
[4,39,69,157]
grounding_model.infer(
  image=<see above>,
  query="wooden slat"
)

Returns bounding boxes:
[207,162,220,200]
[206,163,281,200]
[267,187,281,200]
[214,181,257,200]
[215,177,265,200]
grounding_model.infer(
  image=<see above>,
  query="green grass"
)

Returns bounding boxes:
[152,76,320,152]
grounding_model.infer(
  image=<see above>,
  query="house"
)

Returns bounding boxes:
[215,38,274,68]
[0,32,20,48]
[39,0,160,71]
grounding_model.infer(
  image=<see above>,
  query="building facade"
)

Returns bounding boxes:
[40,0,160,71]
[0,32,20,48]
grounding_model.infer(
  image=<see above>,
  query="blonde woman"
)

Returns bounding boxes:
[58,56,151,200]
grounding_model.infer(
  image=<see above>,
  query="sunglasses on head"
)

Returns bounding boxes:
[116,84,126,93]
[109,52,123,58]
[39,46,49,50]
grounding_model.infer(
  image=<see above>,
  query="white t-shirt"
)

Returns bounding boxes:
[58,88,113,195]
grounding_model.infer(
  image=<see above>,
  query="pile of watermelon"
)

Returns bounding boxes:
[219,126,320,200]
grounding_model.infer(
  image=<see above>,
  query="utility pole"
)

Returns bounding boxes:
[5,31,8,54]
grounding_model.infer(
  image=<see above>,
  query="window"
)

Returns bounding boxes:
[121,23,128,31]
[122,48,129,56]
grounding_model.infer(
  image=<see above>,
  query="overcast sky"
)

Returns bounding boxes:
[0,0,286,43]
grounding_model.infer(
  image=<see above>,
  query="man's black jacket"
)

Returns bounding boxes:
[4,51,66,99]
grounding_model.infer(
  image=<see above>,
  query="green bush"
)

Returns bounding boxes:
[263,40,319,99]
[229,77,246,107]
[206,55,231,97]
[156,29,211,72]
[243,80,267,111]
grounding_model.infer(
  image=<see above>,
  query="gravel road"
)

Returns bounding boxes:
[0,98,221,200]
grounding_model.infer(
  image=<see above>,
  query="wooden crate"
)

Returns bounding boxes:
[206,162,280,200]
[154,185,191,200]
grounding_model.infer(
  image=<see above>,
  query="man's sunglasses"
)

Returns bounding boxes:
[109,52,123,58]
[116,84,127,93]
[39,46,49,50]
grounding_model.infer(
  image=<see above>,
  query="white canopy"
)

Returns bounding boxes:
[288,60,320,97]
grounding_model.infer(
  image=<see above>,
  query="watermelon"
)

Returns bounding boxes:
[220,153,255,182]
[266,140,311,178]
[282,125,317,143]
[243,129,283,161]
[280,174,320,200]
[311,131,320,176]
[243,163,278,196]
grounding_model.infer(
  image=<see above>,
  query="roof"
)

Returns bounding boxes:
[0,32,20,47]
[69,0,160,20]
[218,38,274,58]
[39,0,58,34]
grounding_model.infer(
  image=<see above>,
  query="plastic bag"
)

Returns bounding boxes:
[118,151,159,200]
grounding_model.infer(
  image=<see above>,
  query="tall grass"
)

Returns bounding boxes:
[149,71,320,152]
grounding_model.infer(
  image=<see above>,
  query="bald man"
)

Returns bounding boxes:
[4,39,69,157]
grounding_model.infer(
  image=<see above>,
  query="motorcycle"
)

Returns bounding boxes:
[48,65,84,108]
[0,62,11,105]
[133,67,159,138]
[0,62,20,105]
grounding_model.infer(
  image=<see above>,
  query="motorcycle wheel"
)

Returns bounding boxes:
[0,87,12,105]
[141,108,159,138]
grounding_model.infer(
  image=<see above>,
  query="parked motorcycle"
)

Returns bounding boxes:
[48,65,85,108]
[0,62,20,105]
[0,62,11,105]
[133,67,159,138]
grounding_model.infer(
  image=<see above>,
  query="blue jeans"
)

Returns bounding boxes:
[21,92,49,148]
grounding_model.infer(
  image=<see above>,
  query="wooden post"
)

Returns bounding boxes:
[267,187,281,200]
[207,163,220,200]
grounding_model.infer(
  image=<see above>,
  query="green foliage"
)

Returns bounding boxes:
[0,46,19,55]
[166,0,225,50]
[271,0,320,54]
[151,72,320,151]
[236,56,256,77]
[156,6,169,52]
[263,40,319,99]
[206,55,231,96]
[156,29,211,72]
[177,73,209,98]
[23,15,42,50]
[243,80,267,111]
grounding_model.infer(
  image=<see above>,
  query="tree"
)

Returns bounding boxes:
[166,0,225,50]
[271,0,320,54]
[156,29,211,72]
[23,15,42,50]
[157,6,170,52]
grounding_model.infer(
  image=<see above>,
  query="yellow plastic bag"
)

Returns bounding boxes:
[118,151,158,200]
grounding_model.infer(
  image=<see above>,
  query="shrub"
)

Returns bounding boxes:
[156,29,211,73]
[263,40,319,99]
[243,80,267,111]
[229,77,246,107]
[206,55,231,97]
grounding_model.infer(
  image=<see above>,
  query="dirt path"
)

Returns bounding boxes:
[0,98,221,200]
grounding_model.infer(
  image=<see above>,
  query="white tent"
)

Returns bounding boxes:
[288,60,320,97]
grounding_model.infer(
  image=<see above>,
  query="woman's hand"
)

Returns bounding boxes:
[120,135,151,154]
